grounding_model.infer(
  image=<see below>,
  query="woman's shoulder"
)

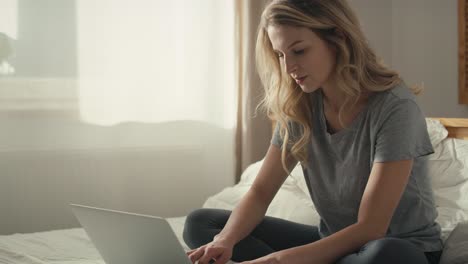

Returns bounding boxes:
[370,82,419,111]
[373,82,416,102]
[366,82,426,127]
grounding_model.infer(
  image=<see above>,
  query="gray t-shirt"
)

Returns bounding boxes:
[271,83,443,252]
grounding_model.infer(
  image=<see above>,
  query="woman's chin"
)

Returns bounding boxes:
[300,84,320,93]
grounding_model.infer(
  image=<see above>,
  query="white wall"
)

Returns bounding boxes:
[352,0,468,117]
[351,0,393,66]
[391,0,466,117]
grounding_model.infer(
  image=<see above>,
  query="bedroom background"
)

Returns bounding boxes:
[0,0,467,236]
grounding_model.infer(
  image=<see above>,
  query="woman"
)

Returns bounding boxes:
[183,0,443,263]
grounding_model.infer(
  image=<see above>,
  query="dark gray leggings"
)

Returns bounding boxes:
[183,209,441,264]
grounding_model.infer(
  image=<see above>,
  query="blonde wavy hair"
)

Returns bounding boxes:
[256,0,421,173]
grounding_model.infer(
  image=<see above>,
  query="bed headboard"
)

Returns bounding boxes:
[432,118,468,140]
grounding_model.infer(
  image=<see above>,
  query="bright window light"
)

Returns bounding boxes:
[0,0,17,39]
[76,0,236,129]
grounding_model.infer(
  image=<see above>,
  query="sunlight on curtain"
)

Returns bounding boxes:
[0,0,17,76]
[76,0,236,128]
[0,0,17,39]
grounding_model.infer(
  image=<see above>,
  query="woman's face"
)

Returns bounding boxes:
[267,25,337,93]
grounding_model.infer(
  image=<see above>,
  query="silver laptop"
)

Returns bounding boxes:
[70,204,191,264]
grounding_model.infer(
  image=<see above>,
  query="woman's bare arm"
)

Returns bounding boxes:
[213,144,298,246]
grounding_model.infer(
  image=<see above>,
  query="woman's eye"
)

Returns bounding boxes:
[293,49,305,55]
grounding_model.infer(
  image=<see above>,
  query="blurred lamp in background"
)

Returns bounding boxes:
[0,32,15,75]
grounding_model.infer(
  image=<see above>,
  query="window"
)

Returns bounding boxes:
[0,1,236,129]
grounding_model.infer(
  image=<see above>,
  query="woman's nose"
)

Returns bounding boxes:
[284,56,297,75]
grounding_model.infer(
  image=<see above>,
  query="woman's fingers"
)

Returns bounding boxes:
[188,247,205,263]
[198,247,222,264]
[186,249,196,255]
[214,251,231,264]
[186,242,232,264]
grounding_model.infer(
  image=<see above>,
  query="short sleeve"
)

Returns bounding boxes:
[271,122,283,147]
[270,120,302,151]
[374,99,434,162]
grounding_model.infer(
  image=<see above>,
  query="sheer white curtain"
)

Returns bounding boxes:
[0,1,239,228]
[0,0,16,75]
[76,0,236,128]
[0,0,16,38]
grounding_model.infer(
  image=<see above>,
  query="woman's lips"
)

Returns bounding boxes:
[296,76,307,85]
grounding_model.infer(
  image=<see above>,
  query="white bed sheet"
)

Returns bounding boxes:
[0,216,236,264]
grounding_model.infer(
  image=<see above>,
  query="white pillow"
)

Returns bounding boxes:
[439,221,468,264]
[429,138,468,189]
[239,159,310,198]
[202,182,319,226]
[425,118,449,147]
[436,207,468,242]
[207,160,319,225]
[428,137,468,241]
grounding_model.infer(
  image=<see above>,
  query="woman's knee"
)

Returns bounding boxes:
[183,208,230,249]
[358,238,428,264]
[185,208,213,226]
[183,209,210,248]
[185,208,230,228]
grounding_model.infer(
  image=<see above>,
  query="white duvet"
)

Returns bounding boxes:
[0,228,104,264]
[0,217,207,264]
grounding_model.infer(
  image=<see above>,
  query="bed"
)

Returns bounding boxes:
[0,117,467,264]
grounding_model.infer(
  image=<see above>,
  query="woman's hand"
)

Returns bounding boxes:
[239,252,283,264]
[186,239,234,264]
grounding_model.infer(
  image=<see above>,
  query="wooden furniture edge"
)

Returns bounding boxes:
[431,117,468,140]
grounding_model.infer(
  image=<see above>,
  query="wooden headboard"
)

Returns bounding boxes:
[432,118,468,140]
